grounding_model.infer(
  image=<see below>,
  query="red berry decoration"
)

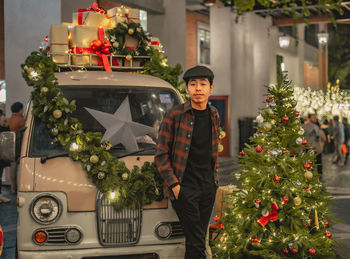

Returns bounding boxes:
[291,248,297,254]
[325,231,332,238]
[323,221,329,227]
[283,148,289,153]
[254,198,261,204]
[302,139,307,146]
[220,224,224,229]
[307,161,313,165]
[282,116,289,122]
[240,151,246,157]
[251,237,260,243]
[305,186,312,191]
[266,97,271,103]
[273,176,281,183]
[295,111,300,117]
[283,249,289,254]
[304,164,311,170]
[309,248,316,256]
[256,146,263,153]
[304,220,311,227]
[282,196,289,204]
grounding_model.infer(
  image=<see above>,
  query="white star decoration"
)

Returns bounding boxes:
[85,96,156,152]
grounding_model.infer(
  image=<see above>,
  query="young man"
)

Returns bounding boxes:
[155,66,220,259]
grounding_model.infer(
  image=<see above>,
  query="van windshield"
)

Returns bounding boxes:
[30,86,180,157]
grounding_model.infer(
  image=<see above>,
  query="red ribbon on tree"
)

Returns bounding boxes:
[78,3,105,25]
[257,201,279,227]
[124,12,140,23]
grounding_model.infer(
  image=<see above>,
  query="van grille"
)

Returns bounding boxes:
[169,222,184,239]
[96,192,142,246]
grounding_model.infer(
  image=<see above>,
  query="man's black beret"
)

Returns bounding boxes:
[183,65,214,83]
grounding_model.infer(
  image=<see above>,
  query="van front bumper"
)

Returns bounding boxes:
[18,243,185,259]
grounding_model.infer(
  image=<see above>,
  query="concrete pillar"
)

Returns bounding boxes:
[61,0,92,23]
[4,0,61,116]
[147,0,186,69]
[297,24,305,86]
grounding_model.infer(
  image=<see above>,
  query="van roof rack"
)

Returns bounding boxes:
[50,52,151,72]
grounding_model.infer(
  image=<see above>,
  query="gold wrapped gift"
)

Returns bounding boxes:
[214,185,237,218]
[107,6,140,25]
[72,11,106,27]
[71,25,100,65]
[50,24,69,64]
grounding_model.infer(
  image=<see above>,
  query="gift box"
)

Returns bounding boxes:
[71,25,100,65]
[149,37,161,51]
[73,11,106,27]
[107,6,140,25]
[125,35,138,49]
[214,185,238,218]
[50,24,69,64]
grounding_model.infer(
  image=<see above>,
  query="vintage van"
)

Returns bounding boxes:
[0,70,186,258]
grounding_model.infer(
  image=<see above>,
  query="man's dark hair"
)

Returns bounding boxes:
[333,115,339,122]
[11,102,23,113]
[0,110,3,116]
[308,113,316,119]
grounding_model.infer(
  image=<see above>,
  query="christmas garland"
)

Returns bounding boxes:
[107,21,150,57]
[21,50,164,211]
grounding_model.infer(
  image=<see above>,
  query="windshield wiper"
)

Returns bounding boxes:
[40,152,69,164]
[117,147,156,159]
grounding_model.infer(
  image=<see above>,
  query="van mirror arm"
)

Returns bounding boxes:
[40,152,69,164]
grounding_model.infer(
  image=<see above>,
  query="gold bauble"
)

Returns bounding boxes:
[293,197,302,206]
[263,122,272,131]
[128,28,134,35]
[219,131,226,139]
[122,173,129,180]
[125,54,132,61]
[304,171,313,180]
[112,42,119,48]
[53,109,62,119]
[90,155,99,164]
[41,87,48,93]
[218,144,224,153]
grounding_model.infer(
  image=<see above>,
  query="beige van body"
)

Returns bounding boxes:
[17,71,185,258]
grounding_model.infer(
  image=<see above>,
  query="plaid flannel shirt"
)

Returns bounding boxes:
[155,100,221,198]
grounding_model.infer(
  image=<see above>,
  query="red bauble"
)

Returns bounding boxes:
[307,161,313,165]
[309,248,316,256]
[325,231,332,238]
[282,116,289,122]
[291,150,297,155]
[283,249,289,254]
[266,97,271,103]
[273,176,281,183]
[323,221,329,227]
[251,237,260,243]
[213,216,219,221]
[257,130,263,134]
[282,196,289,204]
[91,39,102,50]
[254,198,261,204]
[256,146,263,153]
[240,151,246,157]
[305,186,311,191]
[295,111,300,117]
[220,224,224,229]
[283,148,289,153]
[304,164,311,170]
[291,248,297,254]
[304,220,311,227]
[301,139,307,146]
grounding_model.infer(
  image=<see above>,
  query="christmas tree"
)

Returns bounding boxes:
[214,74,339,258]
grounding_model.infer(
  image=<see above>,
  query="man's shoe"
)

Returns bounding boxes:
[0,194,11,203]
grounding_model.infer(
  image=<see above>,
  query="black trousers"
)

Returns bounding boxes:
[171,183,217,259]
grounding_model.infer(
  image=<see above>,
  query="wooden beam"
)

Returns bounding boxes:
[273,16,331,26]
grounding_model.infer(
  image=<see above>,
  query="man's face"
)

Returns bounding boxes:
[310,114,317,124]
[185,78,213,107]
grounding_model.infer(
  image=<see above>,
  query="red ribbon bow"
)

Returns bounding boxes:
[78,3,105,25]
[124,12,139,23]
[257,201,279,227]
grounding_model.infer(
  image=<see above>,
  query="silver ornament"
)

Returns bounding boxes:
[44,106,48,112]
[298,127,305,135]
[64,118,68,126]
[234,173,241,180]
[86,164,91,172]
[240,189,248,198]
[296,137,303,145]
[101,161,106,166]
[97,172,105,179]
[269,102,276,107]
[51,128,58,136]
[256,114,264,124]
[296,180,302,186]
[261,208,269,217]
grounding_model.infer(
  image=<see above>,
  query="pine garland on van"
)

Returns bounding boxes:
[21,50,166,211]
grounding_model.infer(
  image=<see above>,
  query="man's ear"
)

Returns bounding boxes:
[185,84,189,94]
[210,84,214,94]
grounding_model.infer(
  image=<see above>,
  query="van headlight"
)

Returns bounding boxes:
[30,195,62,224]
[155,223,171,239]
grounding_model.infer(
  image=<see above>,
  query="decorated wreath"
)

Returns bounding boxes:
[21,50,164,211]
[107,21,150,57]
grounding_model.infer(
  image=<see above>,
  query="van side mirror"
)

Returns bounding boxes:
[0,131,17,162]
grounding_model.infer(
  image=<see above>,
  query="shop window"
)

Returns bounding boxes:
[140,10,147,32]
[197,22,210,65]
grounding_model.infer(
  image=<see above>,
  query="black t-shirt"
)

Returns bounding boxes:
[182,107,213,187]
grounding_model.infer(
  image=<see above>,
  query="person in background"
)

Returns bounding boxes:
[342,117,350,165]
[320,116,331,154]
[0,110,10,203]
[303,114,326,174]
[8,102,26,194]
[332,116,345,166]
